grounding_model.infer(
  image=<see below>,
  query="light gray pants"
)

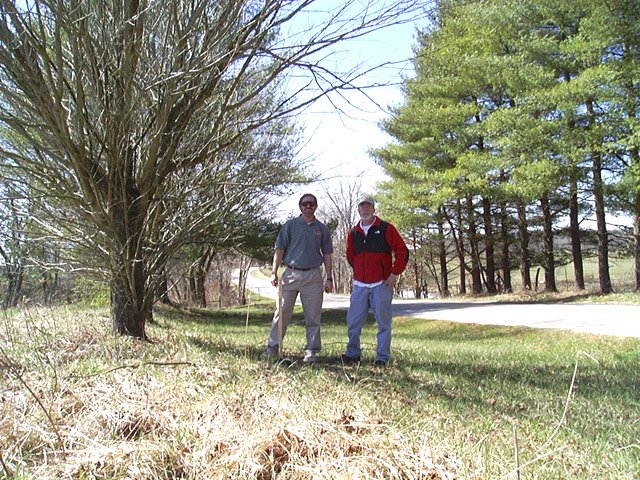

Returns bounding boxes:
[267,267,324,353]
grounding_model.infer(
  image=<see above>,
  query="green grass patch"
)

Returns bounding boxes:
[1,302,638,479]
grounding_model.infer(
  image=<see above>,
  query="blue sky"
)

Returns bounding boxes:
[274,2,431,218]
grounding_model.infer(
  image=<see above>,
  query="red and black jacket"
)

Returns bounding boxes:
[346,216,409,284]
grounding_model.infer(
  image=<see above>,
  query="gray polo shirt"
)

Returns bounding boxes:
[276,216,333,269]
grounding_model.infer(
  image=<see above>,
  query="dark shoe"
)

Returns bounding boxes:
[260,346,278,360]
[374,360,388,367]
[340,354,361,364]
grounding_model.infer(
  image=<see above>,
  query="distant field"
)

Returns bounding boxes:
[554,255,636,291]
[424,255,637,298]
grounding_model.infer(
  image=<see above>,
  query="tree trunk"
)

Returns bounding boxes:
[186,246,217,307]
[629,153,640,292]
[467,196,482,294]
[155,269,173,305]
[454,201,467,294]
[237,256,252,305]
[195,273,207,307]
[517,200,531,290]
[111,257,149,339]
[587,98,612,294]
[3,259,24,309]
[188,273,198,304]
[499,201,512,293]
[437,208,450,297]
[412,258,422,298]
[569,173,585,290]
[635,203,640,291]
[109,177,152,338]
[410,229,423,299]
[563,80,585,291]
[592,150,613,294]
[0,241,24,309]
[621,43,639,291]
[192,267,207,307]
[482,197,497,294]
[540,195,557,293]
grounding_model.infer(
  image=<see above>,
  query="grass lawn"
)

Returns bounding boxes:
[1,300,638,479]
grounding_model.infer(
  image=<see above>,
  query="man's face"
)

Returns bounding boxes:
[299,196,317,215]
[358,201,375,222]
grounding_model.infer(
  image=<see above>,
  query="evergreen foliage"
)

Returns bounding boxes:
[374,0,640,296]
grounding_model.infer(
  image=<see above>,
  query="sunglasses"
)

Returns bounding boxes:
[300,201,317,207]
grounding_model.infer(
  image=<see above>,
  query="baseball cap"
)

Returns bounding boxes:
[358,195,375,206]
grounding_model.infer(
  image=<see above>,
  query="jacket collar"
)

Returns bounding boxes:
[355,215,380,233]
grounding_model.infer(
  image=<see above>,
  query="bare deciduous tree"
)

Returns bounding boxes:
[322,178,363,294]
[0,187,26,308]
[0,0,429,339]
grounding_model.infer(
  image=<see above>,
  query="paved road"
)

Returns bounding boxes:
[242,269,640,338]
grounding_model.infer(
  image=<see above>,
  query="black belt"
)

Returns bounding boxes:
[286,265,318,271]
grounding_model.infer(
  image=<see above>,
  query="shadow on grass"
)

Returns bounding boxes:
[185,330,639,419]
[155,303,350,328]
[155,302,274,326]
[155,303,639,421]
[188,336,267,360]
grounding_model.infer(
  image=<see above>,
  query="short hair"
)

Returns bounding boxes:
[299,193,318,205]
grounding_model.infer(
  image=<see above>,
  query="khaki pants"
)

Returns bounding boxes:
[267,267,324,354]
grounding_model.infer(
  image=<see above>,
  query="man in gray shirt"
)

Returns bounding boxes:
[262,193,334,363]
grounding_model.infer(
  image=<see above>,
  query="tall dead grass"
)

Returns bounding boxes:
[1,306,459,479]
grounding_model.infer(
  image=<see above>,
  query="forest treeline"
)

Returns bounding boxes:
[372,0,639,297]
[0,1,428,339]
[0,0,638,330]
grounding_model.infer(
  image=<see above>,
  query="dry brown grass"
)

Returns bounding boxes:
[1,306,459,479]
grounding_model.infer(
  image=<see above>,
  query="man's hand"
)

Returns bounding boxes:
[384,273,397,288]
[270,272,278,287]
[324,278,333,293]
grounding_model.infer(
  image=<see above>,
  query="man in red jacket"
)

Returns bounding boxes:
[341,195,409,366]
